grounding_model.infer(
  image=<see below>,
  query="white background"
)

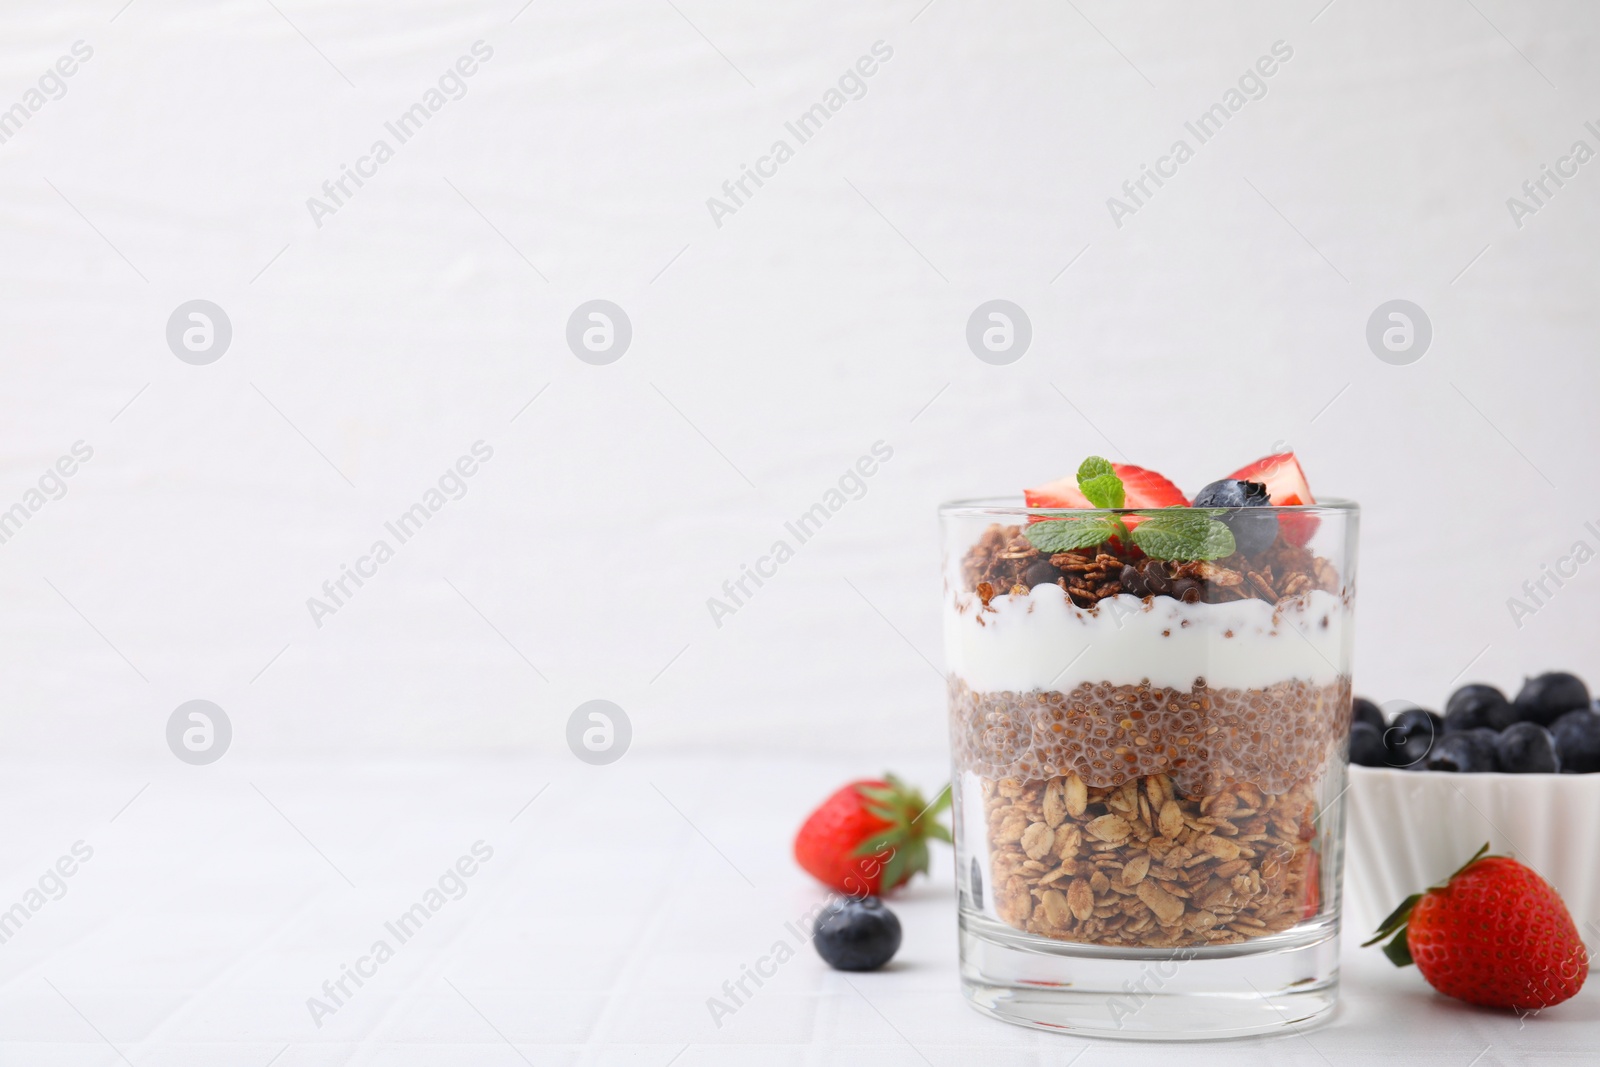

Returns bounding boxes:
[2,0,1599,1061]
[2,1,1597,758]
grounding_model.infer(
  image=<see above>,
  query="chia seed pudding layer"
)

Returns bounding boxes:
[950,675,1352,797]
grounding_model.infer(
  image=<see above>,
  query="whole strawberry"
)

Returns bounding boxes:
[793,775,950,896]
[1365,844,1588,1010]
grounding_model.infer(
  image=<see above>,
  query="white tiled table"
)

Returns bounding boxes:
[1,756,1593,1065]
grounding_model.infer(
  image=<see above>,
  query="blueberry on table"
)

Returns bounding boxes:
[1444,684,1516,732]
[1513,672,1591,727]
[1349,721,1388,767]
[1352,697,1385,733]
[1425,730,1499,773]
[1192,478,1278,556]
[813,897,902,972]
[1495,722,1561,773]
[1551,709,1600,773]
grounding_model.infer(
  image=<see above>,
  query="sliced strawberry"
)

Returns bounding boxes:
[1023,476,1091,510]
[1229,451,1314,504]
[1024,463,1186,553]
[1116,464,1190,509]
[1024,464,1189,510]
[1228,452,1318,546]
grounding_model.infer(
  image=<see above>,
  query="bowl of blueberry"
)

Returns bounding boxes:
[1343,671,1600,968]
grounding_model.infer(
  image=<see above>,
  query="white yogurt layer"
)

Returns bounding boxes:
[944,585,1349,693]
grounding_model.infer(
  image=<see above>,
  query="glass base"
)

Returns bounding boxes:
[959,911,1340,1041]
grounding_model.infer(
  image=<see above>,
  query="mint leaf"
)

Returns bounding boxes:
[1079,474,1125,509]
[1024,517,1117,553]
[1076,456,1115,483]
[1129,510,1236,561]
[1075,456,1124,509]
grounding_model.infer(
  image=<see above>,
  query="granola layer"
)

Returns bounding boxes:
[961,523,1340,609]
[982,772,1320,948]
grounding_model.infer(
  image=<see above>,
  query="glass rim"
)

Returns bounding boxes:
[937,495,1359,517]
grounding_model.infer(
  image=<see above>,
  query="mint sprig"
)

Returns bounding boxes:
[1075,456,1125,509]
[1129,509,1236,561]
[1023,456,1237,562]
[1025,516,1121,553]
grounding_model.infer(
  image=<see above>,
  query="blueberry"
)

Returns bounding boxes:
[1551,709,1600,773]
[1348,721,1388,767]
[1387,730,1434,768]
[1352,697,1384,732]
[1384,706,1440,768]
[1192,479,1277,556]
[813,897,902,972]
[1444,683,1516,733]
[1513,672,1591,727]
[1468,726,1501,747]
[1424,729,1499,773]
[1495,722,1561,773]
[1391,706,1442,739]
[1192,478,1269,509]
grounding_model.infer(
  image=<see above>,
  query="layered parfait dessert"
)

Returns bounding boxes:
[945,453,1355,950]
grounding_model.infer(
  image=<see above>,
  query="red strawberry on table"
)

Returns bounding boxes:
[794,775,951,896]
[1364,844,1589,1011]
[1228,451,1318,545]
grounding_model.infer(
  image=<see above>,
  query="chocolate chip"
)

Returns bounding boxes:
[1024,559,1064,588]
[1119,564,1147,597]
[1140,560,1171,594]
[1171,578,1201,603]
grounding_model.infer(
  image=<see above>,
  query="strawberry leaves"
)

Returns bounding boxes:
[1023,456,1236,561]
[849,776,951,895]
[1363,843,1493,969]
[1365,892,1423,966]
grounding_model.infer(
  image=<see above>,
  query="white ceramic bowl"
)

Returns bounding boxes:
[1344,765,1600,968]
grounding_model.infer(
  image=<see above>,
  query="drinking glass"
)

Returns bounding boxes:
[941,498,1358,1039]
